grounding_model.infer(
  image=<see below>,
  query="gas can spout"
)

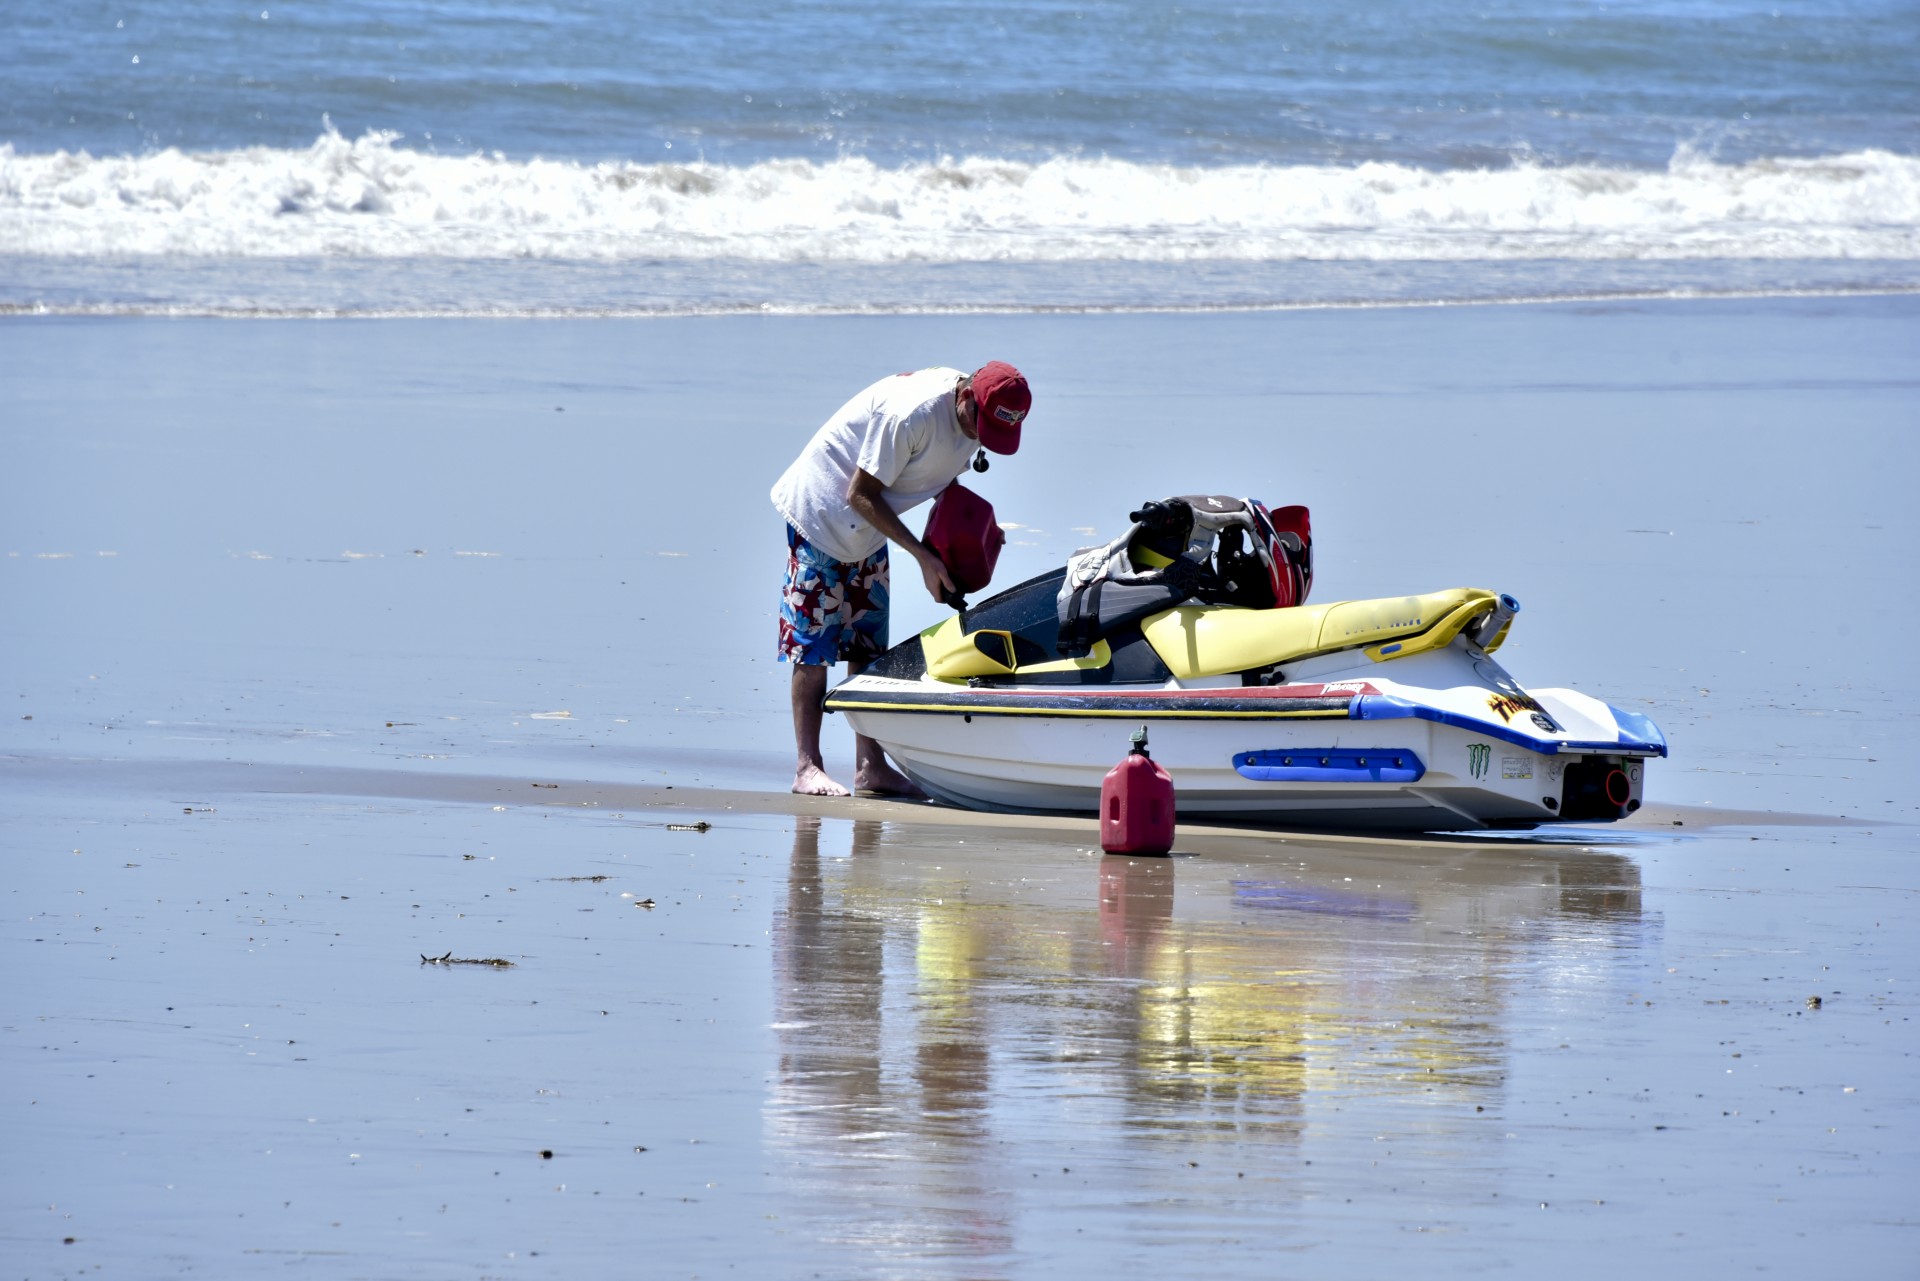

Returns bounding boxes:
[1130,726,1150,756]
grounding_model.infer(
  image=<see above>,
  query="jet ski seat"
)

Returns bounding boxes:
[917,585,1515,683]
[1140,588,1514,680]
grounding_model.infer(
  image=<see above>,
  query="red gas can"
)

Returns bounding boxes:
[922,481,1005,595]
[1100,727,1176,856]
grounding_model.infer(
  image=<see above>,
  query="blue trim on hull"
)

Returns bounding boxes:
[1234,748,1426,784]
[1348,694,1668,757]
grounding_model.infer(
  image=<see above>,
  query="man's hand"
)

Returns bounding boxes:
[917,549,957,603]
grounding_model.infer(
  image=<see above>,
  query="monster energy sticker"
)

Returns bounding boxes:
[1501,755,1533,780]
[1467,743,1492,779]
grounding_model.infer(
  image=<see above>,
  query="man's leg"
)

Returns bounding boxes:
[842,545,924,798]
[847,660,925,798]
[790,661,850,797]
[782,526,854,796]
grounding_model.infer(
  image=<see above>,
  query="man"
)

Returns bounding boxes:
[771,362,1032,797]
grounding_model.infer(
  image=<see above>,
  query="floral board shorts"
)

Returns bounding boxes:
[778,524,890,666]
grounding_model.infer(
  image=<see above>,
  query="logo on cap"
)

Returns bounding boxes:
[993,405,1025,424]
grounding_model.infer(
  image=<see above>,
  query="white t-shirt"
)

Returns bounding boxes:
[770,367,975,564]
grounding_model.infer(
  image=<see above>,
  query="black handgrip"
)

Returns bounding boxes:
[1128,497,1192,536]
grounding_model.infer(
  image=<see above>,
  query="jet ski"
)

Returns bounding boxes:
[824,496,1667,832]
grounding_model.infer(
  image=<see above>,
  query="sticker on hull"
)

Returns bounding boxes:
[1487,692,1546,724]
[1467,742,1491,780]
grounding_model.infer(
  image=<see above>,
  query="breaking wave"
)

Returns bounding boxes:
[3,131,1916,263]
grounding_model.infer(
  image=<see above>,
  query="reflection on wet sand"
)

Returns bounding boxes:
[770,817,1013,1258]
[768,818,1644,1267]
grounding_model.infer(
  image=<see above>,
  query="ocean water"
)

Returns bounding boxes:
[2,0,1917,313]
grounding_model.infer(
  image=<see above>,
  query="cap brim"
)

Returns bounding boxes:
[977,420,1020,455]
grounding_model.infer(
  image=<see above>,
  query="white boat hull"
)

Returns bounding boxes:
[831,644,1663,832]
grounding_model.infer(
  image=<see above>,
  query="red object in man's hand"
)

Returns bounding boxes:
[923,481,1004,595]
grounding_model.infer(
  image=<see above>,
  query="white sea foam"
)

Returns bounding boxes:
[2,132,1916,263]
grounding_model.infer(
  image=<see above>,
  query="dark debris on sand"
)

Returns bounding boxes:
[419,951,515,968]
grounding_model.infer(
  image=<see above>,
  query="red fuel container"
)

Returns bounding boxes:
[922,481,1005,594]
[1101,727,1175,856]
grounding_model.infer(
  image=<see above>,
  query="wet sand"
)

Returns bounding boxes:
[4,297,1918,1276]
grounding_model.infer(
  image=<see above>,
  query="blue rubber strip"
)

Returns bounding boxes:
[1233,747,1426,784]
[1348,694,1668,757]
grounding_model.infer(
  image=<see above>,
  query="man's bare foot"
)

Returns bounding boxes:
[854,761,926,798]
[792,763,851,797]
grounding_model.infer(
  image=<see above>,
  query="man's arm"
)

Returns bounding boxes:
[846,468,956,602]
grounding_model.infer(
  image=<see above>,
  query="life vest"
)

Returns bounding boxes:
[1055,496,1313,655]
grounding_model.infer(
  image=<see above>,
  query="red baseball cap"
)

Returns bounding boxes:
[971,361,1031,455]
